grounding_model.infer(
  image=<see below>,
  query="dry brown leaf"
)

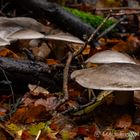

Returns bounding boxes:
[0,107,7,116]
[112,40,128,52]
[28,84,49,96]
[50,113,74,131]
[100,135,115,140]
[10,105,50,123]
[115,114,132,129]
[25,105,50,123]
[130,124,140,132]
[46,59,61,65]
[9,108,27,123]
[77,124,100,140]
[34,97,57,111]
[112,35,140,53]
[21,130,34,140]
[0,48,19,58]
[22,97,34,107]
[50,113,77,139]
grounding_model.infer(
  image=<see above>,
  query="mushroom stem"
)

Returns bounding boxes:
[88,89,96,101]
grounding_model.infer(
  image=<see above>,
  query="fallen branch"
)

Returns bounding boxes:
[11,0,97,46]
[0,57,63,91]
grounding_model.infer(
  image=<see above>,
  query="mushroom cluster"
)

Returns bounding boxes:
[71,50,140,119]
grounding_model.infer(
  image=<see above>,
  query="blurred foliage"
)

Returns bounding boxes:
[29,122,45,136]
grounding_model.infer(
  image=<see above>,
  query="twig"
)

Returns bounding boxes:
[97,16,126,39]
[62,90,113,116]
[111,11,140,16]
[0,123,14,138]
[54,52,73,109]
[73,14,111,58]
[0,98,21,121]
[93,7,140,12]
[35,130,41,140]
[87,14,111,43]
[0,67,15,105]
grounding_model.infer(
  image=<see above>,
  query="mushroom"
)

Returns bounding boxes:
[71,63,140,90]
[45,33,84,44]
[44,33,84,60]
[71,63,140,106]
[85,50,136,64]
[84,50,137,105]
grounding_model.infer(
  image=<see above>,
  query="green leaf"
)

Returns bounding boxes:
[29,122,45,136]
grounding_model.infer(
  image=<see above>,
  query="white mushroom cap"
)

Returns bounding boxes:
[45,34,84,44]
[8,29,45,40]
[85,50,136,64]
[71,63,140,91]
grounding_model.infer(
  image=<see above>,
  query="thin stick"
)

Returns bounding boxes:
[62,90,113,116]
[93,7,140,11]
[73,14,110,57]
[54,52,73,109]
[97,16,125,39]
[35,130,41,140]
[111,11,140,16]
[0,67,15,105]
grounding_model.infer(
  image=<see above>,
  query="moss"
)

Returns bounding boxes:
[65,7,116,31]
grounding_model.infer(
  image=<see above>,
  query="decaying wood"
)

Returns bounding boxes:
[11,0,97,46]
[0,57,63,91]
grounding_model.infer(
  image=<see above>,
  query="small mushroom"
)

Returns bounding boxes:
[85,50,136,64]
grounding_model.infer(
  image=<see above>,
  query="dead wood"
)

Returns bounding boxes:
[0,57,63,91]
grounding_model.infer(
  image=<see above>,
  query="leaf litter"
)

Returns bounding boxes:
[1,0,140,140]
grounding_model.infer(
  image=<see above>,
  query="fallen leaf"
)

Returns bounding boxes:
[22,97,34,107]
[34,97,57,111]
[115,114,132,129]
[0,107,7,116]
[0,48,19,58]
[10,105,50,123]
[21,130,34,140]
[28,84,49,96]
[77,124,100,139]
[112,35,140,53]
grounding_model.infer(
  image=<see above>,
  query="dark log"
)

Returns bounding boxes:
[0,57,63,92]
[11,0,97,46]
